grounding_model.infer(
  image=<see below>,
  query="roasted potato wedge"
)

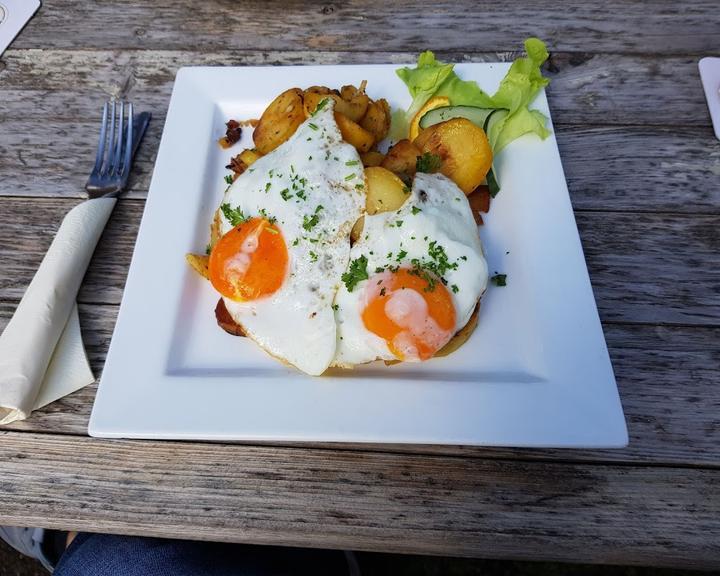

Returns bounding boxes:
[335,112,375,153]
[413,118,493,194]
[239,148,262,166]
[185,253,210,280]
[350,167,408,242]
[337,83,370,122]
[360,98,391,142]
[434,303,480,358]
[253,88,305,155]
[210,208,222,248]
[381,139,422,182]
[302,88,334,117]
[360,150,385,167]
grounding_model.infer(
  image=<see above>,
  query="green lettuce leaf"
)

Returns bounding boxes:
[394,38,552,154]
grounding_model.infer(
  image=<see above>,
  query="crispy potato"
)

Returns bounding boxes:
[467,185,490,225]
[434,303,479,357]
[360,98,391,142]
[409,95,450,141]
[239,148,262,166]
[360,150,385,167]
[381,139,422,182]
[337,83,370,122]
[413,118,493,194]
[215,298,246,337]
[185,253,210,280]
[302,88,334,117]
[335,112,375,153]
[253,88,305,155]
[210,208,222,247]
[350,167,408,242]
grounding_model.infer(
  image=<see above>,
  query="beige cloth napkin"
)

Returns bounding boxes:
[0,198,116,425]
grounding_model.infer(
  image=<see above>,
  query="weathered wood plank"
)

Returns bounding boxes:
[3,121,718,215]
[0,431,718,569]
[1,198,717,325]
[0,50,712,127]
[11,1,719,55]
[2,304,720,469]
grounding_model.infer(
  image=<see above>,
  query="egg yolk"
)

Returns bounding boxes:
[209,217,288,301]
[361,268,456,361]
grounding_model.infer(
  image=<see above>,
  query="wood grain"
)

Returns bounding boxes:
[11,1,719,55]
[2,305,720,469]
[0,50,712,127]
[0,198,717,325]
[1,431,718,570]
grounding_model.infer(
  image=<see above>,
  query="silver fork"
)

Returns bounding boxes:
[0,101,150,419]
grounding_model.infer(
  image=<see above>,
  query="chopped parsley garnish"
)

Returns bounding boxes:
[344,173,356,181]
[264,182,271,193]
[402,185,411,195]
[355,183,364,190]
[332,304,339,311]
[411,206,422,215]
[396,250,408,262]
[380,287,387,296]
[292,238,300,246]
[451,284,459,293]
[375,267,385,274]
[416,152,442,174]
[491,274,507,287]
[312,98,329,115]
[258,208,277,224]
[308,123,319,131]
[345,160,359,166]
[407,240,460,291]
[220,203,247,226]
[280,188,292,201]
[205,243,212,255]
[395,220,404,227]
[296,189,307,201]
[309,251,318,262]
[342,255,369,292]
[224,174,234,185]
[302,205,324,231]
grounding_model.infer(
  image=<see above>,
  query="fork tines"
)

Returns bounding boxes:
[86,100,134,197]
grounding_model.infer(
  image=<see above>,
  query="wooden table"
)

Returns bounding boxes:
[1,1,719,570]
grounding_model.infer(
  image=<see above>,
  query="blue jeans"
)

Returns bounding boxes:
[55,533,352,575]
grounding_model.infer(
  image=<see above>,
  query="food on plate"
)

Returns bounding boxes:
[218,119,243,149]
[350,166,408,242]
[252,88,306,154]
[413,118,492,194]
[187,38,551,375]
[209,100,365,375]
[333,173,488,366]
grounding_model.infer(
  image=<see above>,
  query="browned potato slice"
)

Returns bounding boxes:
[413,118,493,194]
[335,112,375,153]
[185,253,210,280]
[209,208,222,247]
[360,150,385,167]
[434,303,480,357]
[350,167,408,242]
[337,83,370,122]
[253,88,305,155]
[380,139,422,182]
[360,98,391,143]
[238,148,262,166]
[303,88,334,117]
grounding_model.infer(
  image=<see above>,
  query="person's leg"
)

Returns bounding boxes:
[55,533,355,576]
[0,526,67,572]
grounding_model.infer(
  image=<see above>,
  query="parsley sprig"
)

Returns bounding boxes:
[416,152,442,174]
[342,255,369,292]
[220,203,247,226]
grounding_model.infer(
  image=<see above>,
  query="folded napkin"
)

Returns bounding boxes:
[0,198,116,425]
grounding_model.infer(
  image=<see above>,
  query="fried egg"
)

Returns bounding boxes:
[333,173,487,366]
[209,101,365,375]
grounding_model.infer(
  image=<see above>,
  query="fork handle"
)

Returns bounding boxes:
[0,198,116,419]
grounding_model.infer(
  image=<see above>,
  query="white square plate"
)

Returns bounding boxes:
[89,63,627,447]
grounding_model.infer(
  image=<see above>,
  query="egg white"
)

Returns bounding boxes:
[333,172,488,366]
[217,101,365,375]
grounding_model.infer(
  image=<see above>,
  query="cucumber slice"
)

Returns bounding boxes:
[418,106,495,130]
[486,167,500,198]
[483,109,508,151]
